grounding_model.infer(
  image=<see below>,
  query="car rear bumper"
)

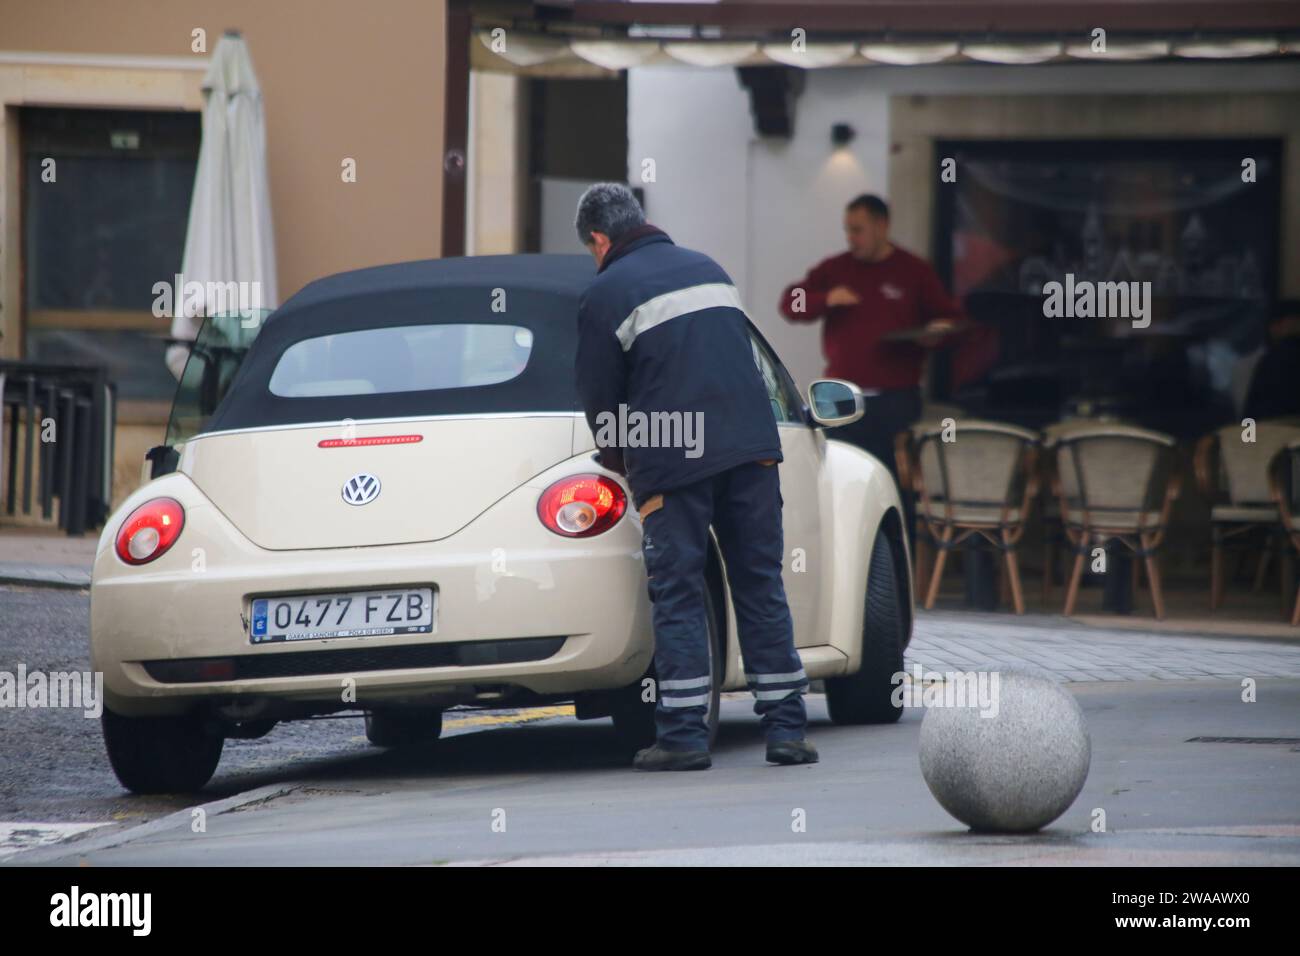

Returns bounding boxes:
[91,472,651,716]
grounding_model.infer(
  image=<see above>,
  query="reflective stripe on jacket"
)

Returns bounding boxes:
[575,229,782,503]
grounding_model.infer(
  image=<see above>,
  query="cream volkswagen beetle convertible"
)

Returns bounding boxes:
[92,255,912,793]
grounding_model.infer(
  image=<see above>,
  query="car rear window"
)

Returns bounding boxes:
[268,324,535,398]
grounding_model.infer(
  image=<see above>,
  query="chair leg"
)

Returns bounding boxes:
[1041,538,1053,602]
[924,531,951,610]
[1291,583,1300,627]
[1145,556,1166,620]
[1210,535,1224,610]
[1063,551,1086,617]
[1004,547,1025,615]
[1282,550,1297,622]
[1252,546,1271,594]
[915,532,933,598]
[1142,536,1165,621]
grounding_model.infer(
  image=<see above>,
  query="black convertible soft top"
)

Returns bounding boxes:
[205,254,596,432]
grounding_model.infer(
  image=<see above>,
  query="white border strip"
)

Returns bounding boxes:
[0,822,109,861]
[2,785,298,865]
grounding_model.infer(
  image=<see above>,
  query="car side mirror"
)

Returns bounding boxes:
[806,379,865,427]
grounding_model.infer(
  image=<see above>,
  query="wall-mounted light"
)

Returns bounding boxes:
[831,123,855,148]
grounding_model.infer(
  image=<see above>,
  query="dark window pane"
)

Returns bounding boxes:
[24,153,198,312]
[20,108,201,404]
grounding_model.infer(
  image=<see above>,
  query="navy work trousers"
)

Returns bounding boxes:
[639,459,808,751]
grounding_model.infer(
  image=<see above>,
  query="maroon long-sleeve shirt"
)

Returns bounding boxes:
[779,245,965,391]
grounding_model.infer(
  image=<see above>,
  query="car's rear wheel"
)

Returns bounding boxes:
[364,708,444,748]
[610,584,723,753]
[826,528,906,725]
[101,708,224,794]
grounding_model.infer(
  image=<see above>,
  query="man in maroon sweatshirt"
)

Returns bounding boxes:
[780,194,964,489]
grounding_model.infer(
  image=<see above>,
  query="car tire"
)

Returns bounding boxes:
[364,708,443,748]
[610,585,723,753]
[826,529,906,725]
[101,708,224,794]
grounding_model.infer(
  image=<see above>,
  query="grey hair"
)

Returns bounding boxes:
[574,182,645,246]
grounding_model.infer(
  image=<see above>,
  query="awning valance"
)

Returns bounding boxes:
[471,28,1296,75]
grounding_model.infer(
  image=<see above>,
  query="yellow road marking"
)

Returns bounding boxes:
[443,706,575,729]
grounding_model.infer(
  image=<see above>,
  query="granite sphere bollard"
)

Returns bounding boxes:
[918,668,1091,833]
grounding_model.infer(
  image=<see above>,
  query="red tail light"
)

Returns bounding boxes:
[537,474,627,537]
[115,497,185,565]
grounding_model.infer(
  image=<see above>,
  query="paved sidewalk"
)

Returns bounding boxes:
[0,562,90,589]
[910,610,1300,681]
[0,531,95,588]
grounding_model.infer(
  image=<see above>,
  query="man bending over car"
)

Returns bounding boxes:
[573,182,818,771]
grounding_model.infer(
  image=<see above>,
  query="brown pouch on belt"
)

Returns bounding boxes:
[638,494,664,519]
[757,458,777,466]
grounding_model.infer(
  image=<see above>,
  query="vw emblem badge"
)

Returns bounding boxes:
[341,473,382,506]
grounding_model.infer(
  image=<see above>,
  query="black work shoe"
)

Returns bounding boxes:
[633,744,711,771]
[766,739,819,765]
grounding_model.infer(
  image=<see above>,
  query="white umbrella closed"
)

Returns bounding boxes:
[167,31,278,379]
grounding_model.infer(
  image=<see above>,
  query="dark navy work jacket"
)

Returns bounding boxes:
[575,227,783,503]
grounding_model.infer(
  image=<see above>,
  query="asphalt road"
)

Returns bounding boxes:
[0,584,559,830]
[0,584,380,826]
[4,584,1300,865]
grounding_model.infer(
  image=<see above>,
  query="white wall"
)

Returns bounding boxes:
[628,66,886,389]
[628,60,1300,391]
[748,73,888,390]
[627,67,756,287]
